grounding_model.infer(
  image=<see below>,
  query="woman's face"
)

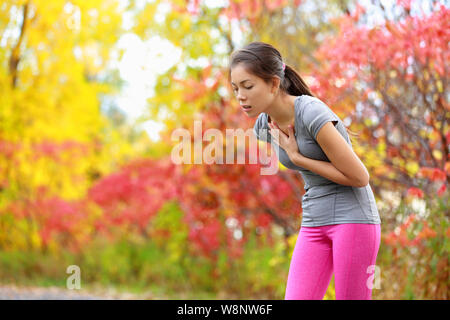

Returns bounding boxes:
[230,63,275,118]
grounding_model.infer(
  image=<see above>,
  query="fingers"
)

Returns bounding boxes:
[288,124,295,136]
[268,122,276,134]
[269,122,294,136]
[269,124,280,138]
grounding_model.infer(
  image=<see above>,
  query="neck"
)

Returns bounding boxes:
[265,93,297,126]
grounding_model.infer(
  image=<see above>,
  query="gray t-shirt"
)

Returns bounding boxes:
[253,95,381,227]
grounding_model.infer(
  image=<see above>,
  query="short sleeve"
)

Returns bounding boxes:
[253,114,272,143]
[302,101,339,140]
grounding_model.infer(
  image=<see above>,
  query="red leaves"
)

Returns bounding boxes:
[313,5,449,100]
[310,5,449,207]
[0,138,89,163]
[81,153,300,260]
[220,0,292,24]
[1,158,187,252]
[406,165,447,202]
[88,159,183,232]
[0,140,19,159]
[255,212,272,228]
[383,214,439,247]
[188,219,222,257]
[418,167,447,182]
[415,167,448,197]
[407,187,424,198]
[171,156,301,259]
[172,64,221,103]
[437,183,446,197]
[397,0,412,11]
[32,140,89,162]
[5,190,89,252]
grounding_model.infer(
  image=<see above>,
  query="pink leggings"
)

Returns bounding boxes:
[284,223,381,300]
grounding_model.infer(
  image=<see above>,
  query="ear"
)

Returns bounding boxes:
[271,76,281,94]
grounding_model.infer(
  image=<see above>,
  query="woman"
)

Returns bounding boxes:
[228,42,381,300]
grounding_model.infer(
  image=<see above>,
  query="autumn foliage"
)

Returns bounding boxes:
[0,0,448,299]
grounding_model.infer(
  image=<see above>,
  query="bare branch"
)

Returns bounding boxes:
[8,2,29,88]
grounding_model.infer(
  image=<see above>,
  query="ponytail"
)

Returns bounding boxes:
[281,64,314,97]
[283,63,359,140]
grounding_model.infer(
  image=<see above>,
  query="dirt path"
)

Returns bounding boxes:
[0,284,159,300]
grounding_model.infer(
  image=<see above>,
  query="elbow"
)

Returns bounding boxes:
[353,174,369,188]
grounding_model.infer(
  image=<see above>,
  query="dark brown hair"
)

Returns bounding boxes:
[228,41,314,97]
[228,41,359,139]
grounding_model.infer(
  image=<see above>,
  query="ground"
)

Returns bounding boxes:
[0,284,161,300]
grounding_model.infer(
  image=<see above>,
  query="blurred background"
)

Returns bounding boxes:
[0,0,448,299]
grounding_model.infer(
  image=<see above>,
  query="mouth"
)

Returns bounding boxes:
[241,105,252,112]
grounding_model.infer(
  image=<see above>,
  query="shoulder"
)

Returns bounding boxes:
[298,96,340,140]
[299,96,331,119]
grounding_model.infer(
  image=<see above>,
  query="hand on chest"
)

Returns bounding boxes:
[271,122,330,163]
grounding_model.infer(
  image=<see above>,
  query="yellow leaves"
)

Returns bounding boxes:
[392,157,405,168]
[377,140,387,158]
[180,13,193,31]
[432,149,442,160]
[436,80,443,93]
[158,8,194,47]
[352,142,365,157]
[405,161,420,177]
[287,233,298,257]
[30,229,43,250]
[30,0,64,29]
[0,217,42,251]
[8,220,30,251]
[268,255,282,267]
[268,236,288,267]
[386,84,400,96]
[187,30,215,58]
[364,118,373,126]
[31,158,51,186]
[419,128,429,138]
[373,165,389,176]
[364,148,383,169]
[434,121,442,130]
[0,1,138,205]
[132,1,160,37]
[387,171,397,179]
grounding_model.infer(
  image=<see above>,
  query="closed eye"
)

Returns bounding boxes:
[233,86,253,92]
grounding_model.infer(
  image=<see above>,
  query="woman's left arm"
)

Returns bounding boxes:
[290,122,370,188]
